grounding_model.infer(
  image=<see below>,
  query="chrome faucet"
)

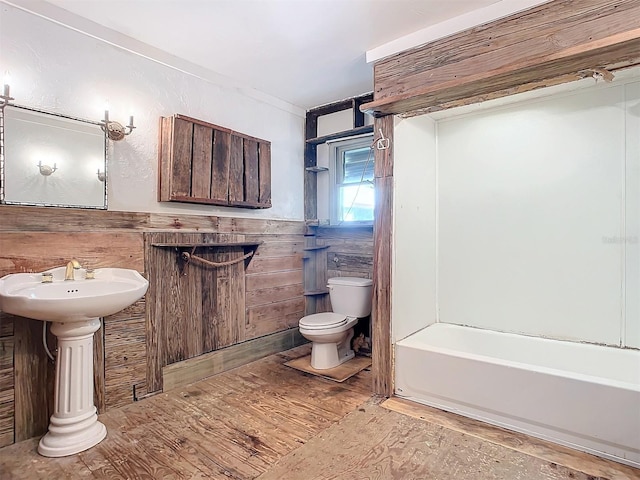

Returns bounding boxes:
[64,259,82,281]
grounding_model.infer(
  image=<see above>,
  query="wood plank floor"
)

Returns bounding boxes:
[0,344,637,480]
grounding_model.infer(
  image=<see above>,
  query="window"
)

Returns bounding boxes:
[330,136,374,224]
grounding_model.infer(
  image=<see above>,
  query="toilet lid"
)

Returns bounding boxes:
[299,312,348,329]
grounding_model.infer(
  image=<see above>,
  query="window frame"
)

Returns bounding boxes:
[329,135,374,226]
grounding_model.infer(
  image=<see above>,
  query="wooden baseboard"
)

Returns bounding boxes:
[162,328,307,392]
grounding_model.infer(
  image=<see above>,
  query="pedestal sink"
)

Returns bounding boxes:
[0,266,148,457]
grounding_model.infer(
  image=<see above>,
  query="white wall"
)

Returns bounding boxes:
[625,81,640,348]
[0,3,304,220]
[393,73,640,348]
[392,115,437,342]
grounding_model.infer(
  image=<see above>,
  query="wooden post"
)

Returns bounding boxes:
[372,115,394,396]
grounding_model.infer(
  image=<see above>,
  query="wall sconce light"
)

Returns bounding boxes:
[1,82,14,110]
[97,169,106,182]
[101,110,135,141]
[38,161,58,176]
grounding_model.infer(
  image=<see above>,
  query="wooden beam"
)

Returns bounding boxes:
[305,125,374,145]
[363,0,640,117]
[352,93,373,128]
[371,116,394,397]
[307,99,353,117]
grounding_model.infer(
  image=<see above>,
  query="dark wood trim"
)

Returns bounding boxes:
[307,99,353,117]
[303,92,374,223]
[305,125,374,145]
[352,94,373,127]
[372,116,394,397]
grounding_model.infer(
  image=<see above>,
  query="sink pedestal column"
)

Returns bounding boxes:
[38,318,106,457]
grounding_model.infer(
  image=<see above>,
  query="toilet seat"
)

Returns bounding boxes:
[299,312,348,330]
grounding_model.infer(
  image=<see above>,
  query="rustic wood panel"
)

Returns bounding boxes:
[245,283,304,308]
[229,135,244,204]
[246,255,302,274]
[246,298,305,339]
[303,226,375,317]
[375,1,640,97]
[145,231,273,392]
[104,300,146,410]
[0,314,13,338]
[364,0,640,116]
[327,253,373,275]
[0,337,14,447]
[14,318,54,442]
[246,287,302,333]
[252,240,304,257]
[211,129,231,202]
[93,323,106,414]
[0,205,307,235]
[0,388,13,448]
[242,234,306,337]
[212,244,245,349]
[372,177,393,396]
[145,231,202,390]
[0,207,306,447]
[158,116,173,202]
[158,114,271,208]
[243,139,260,204]
[259,142,272,206]
[246,270,303,291]
[0,232,144,275]
[191,123,213,199]
[171,118,194,197]
[0,206,149,232]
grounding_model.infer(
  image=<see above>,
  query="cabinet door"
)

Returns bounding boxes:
[158,114,271,209]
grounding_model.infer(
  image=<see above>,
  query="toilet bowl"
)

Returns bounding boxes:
[299,277,373,370]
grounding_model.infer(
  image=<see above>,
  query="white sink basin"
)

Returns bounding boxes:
[0,266,149,322]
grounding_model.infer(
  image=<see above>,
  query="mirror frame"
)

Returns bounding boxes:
[0,104,108,209]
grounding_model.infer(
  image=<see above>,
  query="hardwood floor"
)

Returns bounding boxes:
[0,345,637,479]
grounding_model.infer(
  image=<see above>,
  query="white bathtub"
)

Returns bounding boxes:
[395,323,640,468]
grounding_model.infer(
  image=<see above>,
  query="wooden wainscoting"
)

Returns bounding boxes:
[302,225,374,348]
[144,230,306,393]
[0,228,145,446]
[244,233,305,340]
[0,205,307,447]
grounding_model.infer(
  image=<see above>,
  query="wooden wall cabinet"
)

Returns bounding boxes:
[159,114,271,209]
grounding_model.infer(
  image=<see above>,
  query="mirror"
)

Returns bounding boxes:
[0,105,107,209]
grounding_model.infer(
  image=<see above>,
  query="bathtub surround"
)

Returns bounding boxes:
[396,324,640,467]
[361,0,640,469]
[389,73,640,467]
[363,0,640,389]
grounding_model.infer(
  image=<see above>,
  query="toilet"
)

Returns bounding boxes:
[299,276,373,370]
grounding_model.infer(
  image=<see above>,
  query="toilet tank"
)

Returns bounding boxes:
[328,277,373,318]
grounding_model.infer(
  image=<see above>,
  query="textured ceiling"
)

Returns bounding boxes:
[39,0,503,109]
